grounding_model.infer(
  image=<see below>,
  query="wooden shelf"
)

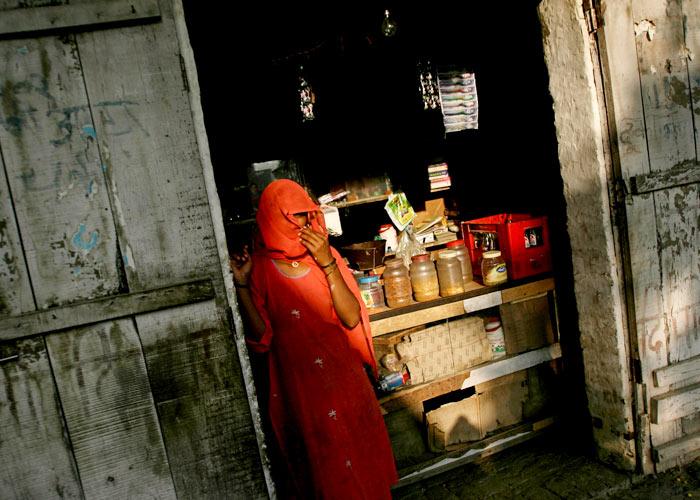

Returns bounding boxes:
[328,194,390,208]
[369,276,554,337]
[379,343,562,413]
[394,416,557,487]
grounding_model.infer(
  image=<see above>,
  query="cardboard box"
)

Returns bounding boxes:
[396,317,490,385]
[449,317,492,371]
[499,294,554,355]
[397,323,454,384]
[426,372,527,451]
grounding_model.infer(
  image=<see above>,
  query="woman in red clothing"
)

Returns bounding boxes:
[230,179,398,499]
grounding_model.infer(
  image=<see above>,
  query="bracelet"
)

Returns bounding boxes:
[235,282,249,289]
[319,258,336,269]
[324,263,338,278]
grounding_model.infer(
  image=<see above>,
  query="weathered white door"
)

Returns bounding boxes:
[0,0,268,497]
[597,0,700,473]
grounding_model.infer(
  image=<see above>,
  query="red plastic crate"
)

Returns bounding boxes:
[461,214,552,281]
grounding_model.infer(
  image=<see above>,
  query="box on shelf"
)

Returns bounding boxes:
[499,294,554,355]
[396,316,491,385]
[426,371,527,452]
[461,213,552,280]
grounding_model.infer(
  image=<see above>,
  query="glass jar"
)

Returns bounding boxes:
[357,275,385,308]
[481,250,508,286]
[446,239,473,287]
[436,250,465,297]
[383,258,412,308]
[409,254,439,302]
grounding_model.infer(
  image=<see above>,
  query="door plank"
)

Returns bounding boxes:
[0,0,160,37]
[0,278,214,340]
[659,185,699,365]
[0,36,121,308]
[596,0,656,471]
[0,156,33,315]
[626,193,682,455]
[655,353,700,388]
[630,159,700,194]
[684,0,700,159]
[135,300,267,498]
[652,382,700,424]
[45,318,177,499]
[0,337,83,499]
[654,430,700,470]
[633,0,696,171]
[76,3,218,291]
[599,0,650,180]
[75,2,268,495]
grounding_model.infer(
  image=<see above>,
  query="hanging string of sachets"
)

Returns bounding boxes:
[438,70,478,133]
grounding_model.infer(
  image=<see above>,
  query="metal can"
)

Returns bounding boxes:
[378,371,405,392]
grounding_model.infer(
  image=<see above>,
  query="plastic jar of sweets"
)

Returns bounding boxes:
[481,250,508,286]
[383,258,413,308]
[446,239,473,287]
[409,254,440,302]
[436,250,465,297]
[357,275,385,309]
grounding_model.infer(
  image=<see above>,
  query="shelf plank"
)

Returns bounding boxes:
[394,417,556,488]
[369,276,555,336]
[328,194,390,208]
[370,301,466,336]
[501,277,555,303]
[460,344,562,389]
[380,370,472,414]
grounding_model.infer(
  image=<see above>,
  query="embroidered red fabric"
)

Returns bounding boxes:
[247,180,398,498]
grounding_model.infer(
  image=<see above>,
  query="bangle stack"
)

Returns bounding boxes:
[319,258,336,269]
[321,258,338,278]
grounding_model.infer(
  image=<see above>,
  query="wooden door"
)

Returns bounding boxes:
[596,0,699,473]
[0,1,268,497]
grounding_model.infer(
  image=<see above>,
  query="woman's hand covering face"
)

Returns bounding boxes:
[298,226,334,267]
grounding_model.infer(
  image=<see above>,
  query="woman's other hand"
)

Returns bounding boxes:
[230,245,253,285]
[299,226,334,267]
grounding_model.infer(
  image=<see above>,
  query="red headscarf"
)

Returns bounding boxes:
[254,179,326,262]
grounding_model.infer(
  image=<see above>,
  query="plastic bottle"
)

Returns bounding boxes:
[485,318,506,358]
[409,254,440,302]
[436,250,465,297]
[481,250,508,286]
[357,275,385,308]
[383,258,412,308]
[446,239,473,287]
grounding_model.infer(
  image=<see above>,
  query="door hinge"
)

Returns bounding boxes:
[632,357,643,383]
[613,176,629,205]
[583,0,599,34]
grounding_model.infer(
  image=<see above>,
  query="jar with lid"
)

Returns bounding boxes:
[436,250,465,297]
[446,239,473,287]
[481,250,508,286]
[383,258,412,308]
[357,275,385,309]
[409,254,439,302]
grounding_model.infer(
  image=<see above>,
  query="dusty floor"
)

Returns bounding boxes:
[392,430,700,499]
